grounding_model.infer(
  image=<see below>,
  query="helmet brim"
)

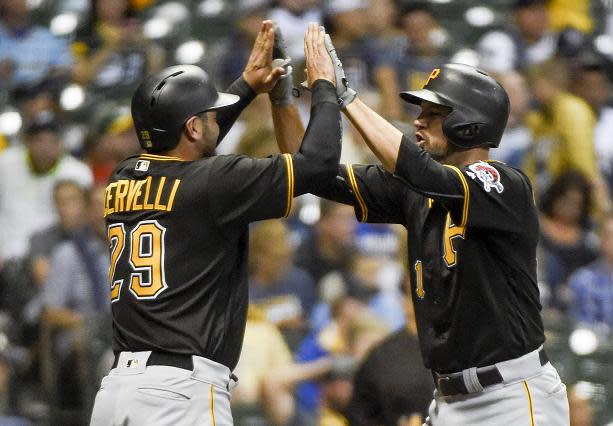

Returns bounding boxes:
[207,92,241,111]
[399,89,452,108]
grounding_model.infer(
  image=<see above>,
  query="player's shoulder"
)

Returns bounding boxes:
[460,160,530,195]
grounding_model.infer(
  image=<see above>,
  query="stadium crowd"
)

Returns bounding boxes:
[0,0,613,424]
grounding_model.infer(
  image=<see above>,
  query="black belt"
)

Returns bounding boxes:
[112,351,194,371]
[433,349,549,397]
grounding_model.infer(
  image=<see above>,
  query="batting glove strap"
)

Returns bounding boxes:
[269,58,294,106]
[323,33,357,109]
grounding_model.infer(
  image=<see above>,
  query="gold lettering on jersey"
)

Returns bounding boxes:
[105,182,117,216]
[104,177,182,216]
[443,213,465,267]
[166,179,181,211]
[154,176,167,210]
[114,180,129,213]
[132,180,145,211]
[143,176,154,210]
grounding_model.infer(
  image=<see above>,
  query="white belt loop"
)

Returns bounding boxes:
[462,367,484,393]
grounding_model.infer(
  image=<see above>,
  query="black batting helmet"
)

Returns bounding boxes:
[131,65,240,152]
[400,63,510,149]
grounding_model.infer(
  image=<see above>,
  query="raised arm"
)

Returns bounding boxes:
[268,25,305,154]
[291,23,341,195]
[217,20,289,143]
[344,97,404,172]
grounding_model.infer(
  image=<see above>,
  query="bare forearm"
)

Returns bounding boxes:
[344,97,404,172]
[271,103,305,154]
[42,308,82,329]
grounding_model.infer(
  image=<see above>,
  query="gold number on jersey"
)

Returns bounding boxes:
[443,213,465,267]
[107,220,168,302]
[414,260,425,299]
[129,221,168,299]
[108,224,126,302]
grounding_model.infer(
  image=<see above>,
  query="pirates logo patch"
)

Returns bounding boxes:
[466,162,504,193]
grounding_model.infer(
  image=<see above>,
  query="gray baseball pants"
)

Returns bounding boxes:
[425,347,569,425]
[89,351,236,425]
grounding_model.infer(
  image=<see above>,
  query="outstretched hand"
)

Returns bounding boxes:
[304,23,336,89]
[243,20,287,94]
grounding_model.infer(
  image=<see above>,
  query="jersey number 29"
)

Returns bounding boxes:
[107,220,168,302]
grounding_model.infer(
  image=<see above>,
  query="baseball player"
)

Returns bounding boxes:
[307,37,570,425]
[89,22,340,425]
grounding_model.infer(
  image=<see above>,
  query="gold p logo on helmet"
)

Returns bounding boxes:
[424,68,441,88]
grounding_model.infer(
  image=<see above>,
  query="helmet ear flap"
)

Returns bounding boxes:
[443,108,487,149]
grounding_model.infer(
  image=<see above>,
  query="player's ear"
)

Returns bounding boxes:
[184,115,202,142]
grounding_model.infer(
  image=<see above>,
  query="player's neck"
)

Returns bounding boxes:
[443,146,489,168]
[156,140,202,161]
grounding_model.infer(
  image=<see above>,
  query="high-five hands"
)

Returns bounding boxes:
[243,20,287,94]
[304,23,336,89]
[303,24,357,108]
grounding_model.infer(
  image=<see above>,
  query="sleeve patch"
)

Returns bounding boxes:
[466,161,504,194]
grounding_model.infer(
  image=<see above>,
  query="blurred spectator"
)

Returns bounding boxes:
[268,0,322,63]
[570,52,613,193]
[233,305,332,425]
[568,213,613,335]
[82,102,139,184]
[0,0,72,90]
[294,297,388,424]
[294,200,357,287]
[568,383,594,426]
[213,0,272,88]
[548,0,593,33]
[524,58,611,214]
[346,293,433,426]
[29,179,88,288]
[539,171,599,311]
[40,184,110,423]
[248,220,317,345]
[477,0,557,73]
[0,112,92,263]
[11,79,58,125]
[489,71,533,169]
[324,0,382,95]
[374,1,453,122]
[71,0,164,102]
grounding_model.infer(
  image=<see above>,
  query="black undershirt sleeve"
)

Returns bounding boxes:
[291,80,342,196]
[216,76,257,144]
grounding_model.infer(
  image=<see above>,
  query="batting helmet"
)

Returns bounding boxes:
[400,63,510,149]
[131,65,240,152]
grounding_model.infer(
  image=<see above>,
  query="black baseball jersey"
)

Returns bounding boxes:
[103,80,340,371]
[318,137,545,373]
[104,152,294,370]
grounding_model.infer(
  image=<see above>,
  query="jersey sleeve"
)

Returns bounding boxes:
[313,163,411,224]
[459,160,534,232]
[206,153,294,226]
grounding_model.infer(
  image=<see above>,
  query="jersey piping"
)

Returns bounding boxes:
[443,164,469,227]
[282,153,294,217]
[523,381,535,426]
[346,164,368,222]
[139,154,185,162]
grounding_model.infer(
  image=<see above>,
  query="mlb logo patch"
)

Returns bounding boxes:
[126,358,139,368]
[135,160,150,172]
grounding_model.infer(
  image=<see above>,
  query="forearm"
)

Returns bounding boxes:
[42,307,82,329]
[293,80,341,195]
[344,97,404,172]
[72,47,116,84]
[271,103,304,154]
[217,76,257,143]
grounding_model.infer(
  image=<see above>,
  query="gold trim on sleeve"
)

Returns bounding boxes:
[345,164,368,222]
[443,165,469,228]
[282,154,294,217]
